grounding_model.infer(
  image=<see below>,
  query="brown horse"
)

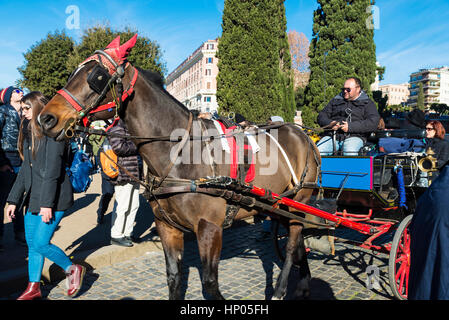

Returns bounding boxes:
[38,36,326,300]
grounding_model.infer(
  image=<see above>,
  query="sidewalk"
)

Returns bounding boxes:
[0,173,163,298]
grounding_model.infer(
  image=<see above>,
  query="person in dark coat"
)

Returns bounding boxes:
[424,120,449,169]
[108,119,143,247]
[5,92,85,300]
[408,162,449,300]
[317,77,380,155]
[0,86,26,248]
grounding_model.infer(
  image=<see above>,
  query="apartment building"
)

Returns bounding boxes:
[378,83,409,106]
[408,66,449,108]
[166,39,219,114]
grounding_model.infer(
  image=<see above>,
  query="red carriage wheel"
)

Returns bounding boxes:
[388,214,413,300]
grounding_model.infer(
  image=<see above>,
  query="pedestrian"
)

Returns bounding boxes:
[5,91,86,300]
[316,77,380,156]
[108,119,142,247]
[424,120,449,171]
[0,86,26,250]
[96,137,115,225]
[88,120,107,172]
[408,162,449,300]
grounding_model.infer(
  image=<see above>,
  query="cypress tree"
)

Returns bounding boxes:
[216,0,295,122]
[417,82,425,111]
[302,0,378,127]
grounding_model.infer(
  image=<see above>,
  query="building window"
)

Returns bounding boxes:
[207,43,214,50]
[207,82,211,89]
[204,96,211,103]
[205,69,211,76]
[206,57,213,64]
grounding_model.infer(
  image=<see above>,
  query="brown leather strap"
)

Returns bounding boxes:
[157,112,193,187]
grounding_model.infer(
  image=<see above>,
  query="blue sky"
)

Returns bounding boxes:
[1,0,449,89]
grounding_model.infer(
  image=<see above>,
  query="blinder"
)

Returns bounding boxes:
[87,64,112,94]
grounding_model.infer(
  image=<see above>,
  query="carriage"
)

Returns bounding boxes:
[37,35,435,300]
[272,128,435,300]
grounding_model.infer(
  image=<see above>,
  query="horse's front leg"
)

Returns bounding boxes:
[196,218,225,300]
[156,218,185,300]
[272,221,307,300]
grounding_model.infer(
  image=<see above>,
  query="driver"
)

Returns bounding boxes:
[316,77,380,156]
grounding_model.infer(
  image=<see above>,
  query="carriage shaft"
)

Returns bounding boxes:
[249,186,374,235]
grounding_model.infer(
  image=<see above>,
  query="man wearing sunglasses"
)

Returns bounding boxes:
[316,77,380,156]
[0,86,26,251]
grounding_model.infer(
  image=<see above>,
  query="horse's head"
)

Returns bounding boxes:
[39,34,138,140]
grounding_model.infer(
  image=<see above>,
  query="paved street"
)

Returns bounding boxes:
[32,222,394,301]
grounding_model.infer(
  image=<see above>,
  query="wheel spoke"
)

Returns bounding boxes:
[398,264,406,293]
[395,261,406,282]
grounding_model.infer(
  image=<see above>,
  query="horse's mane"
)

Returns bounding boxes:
[136,67,190,113]
[136,67,165,88]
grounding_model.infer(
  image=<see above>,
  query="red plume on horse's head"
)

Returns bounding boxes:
[104,34,138,65]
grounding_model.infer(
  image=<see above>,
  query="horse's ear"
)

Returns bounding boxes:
[118,34,138,61]
[106,36,121,50]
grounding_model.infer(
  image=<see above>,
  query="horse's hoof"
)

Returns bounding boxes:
[296,290,310,300]
[294,286,310,299]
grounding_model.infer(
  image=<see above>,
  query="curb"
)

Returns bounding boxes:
[0,238,163,298]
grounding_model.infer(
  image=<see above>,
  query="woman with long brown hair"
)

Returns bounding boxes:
[5,91,85,300]
[424,120,449,170]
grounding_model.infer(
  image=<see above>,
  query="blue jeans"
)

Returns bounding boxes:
[317,136,364,156]
[24,210,72,282]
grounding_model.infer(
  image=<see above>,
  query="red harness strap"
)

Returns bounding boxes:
[216,121,255,183]
[57,89,90,127]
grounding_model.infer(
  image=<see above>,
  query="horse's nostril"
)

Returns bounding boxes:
[39,113,57,130]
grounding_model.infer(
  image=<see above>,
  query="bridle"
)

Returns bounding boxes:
[57,49,139,138]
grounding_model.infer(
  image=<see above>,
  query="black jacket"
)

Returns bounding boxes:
[108,119,142,186]
[425,137,449,169]
[7,125,73,213]
[317,91,380,141]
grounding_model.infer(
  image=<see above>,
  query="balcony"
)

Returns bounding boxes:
[424,90,440,97]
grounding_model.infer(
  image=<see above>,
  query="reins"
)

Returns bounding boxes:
[74,121,295,143]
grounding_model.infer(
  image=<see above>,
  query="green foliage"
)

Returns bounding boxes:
[67,26,166,77]
[216,0,295,123]
[417,82,425,111]
[17,26,166,99]
[372,90,388,115]
[303,0,378,127]
[17,30,74,98]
